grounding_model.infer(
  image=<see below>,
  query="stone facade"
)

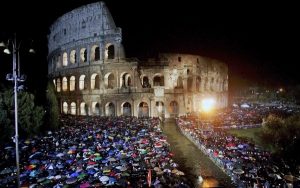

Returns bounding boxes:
[48,2,228,118]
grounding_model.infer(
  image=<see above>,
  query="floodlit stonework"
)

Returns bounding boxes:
[48,2,228,118]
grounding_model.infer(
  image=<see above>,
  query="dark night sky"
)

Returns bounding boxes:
[0,1,299,97]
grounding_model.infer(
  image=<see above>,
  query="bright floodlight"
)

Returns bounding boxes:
[4,48,11,54]
[201,98,215,112]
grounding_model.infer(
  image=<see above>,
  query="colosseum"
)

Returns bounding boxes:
[47,1,228,119]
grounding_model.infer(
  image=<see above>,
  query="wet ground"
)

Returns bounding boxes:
[161,120,233,188]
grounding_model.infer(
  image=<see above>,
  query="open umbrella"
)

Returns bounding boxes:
[233,168,244,175]
[56,153,64,157]
[4,146,13,150]
[66,177,77,184]
[99,175,109,182]
[284,174,299,182]
[80,182,90,188]
[29,152,42,159]
[0,168,12,175]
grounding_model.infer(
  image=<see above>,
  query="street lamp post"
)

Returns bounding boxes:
[13,36,20,188]
[1,34,30,188]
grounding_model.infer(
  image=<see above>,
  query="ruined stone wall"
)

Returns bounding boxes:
[48,2,228,118]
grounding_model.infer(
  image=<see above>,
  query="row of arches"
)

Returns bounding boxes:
[61,100,179,117]
[53,72,227,93]
[51,43,116,69]
[53,72,132,92]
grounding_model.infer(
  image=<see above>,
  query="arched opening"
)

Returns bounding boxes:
[95,47,100,61]
[204,77,208,91]
[106,73,115,89]
[80,48,87,63]
[138,102,149,117]
[62,77,68,91]
[70,102,76,115]
[79,75,86,90]
[142,76,151,88]
[92,102,101,116]
[211,78,214,91]
[176,76,183,89]
[122,102,131,116]
[56,78,61,92]
[91,73,100,90]
[56,55,61,68]
[80,102,88,115]
[63,52,68,66]
[169,101,179,117]
[107,45,115,59]
[70,50,76,64]
[120,73,132,88]
[91,45,100,62]
[153,75,164,86]
[105,102,115,116]
[156,101,165,116]
[70,76,75,91]
[63,102,68,114]
[187,77,193,92]
[127,76,132,87]
[196,76,201,91]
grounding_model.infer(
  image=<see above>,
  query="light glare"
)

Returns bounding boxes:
[201,98,215,112]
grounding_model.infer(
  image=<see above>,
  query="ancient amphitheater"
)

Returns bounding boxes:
[47,1,228,118]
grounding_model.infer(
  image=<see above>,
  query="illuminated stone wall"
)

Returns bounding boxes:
[48,2,228,118]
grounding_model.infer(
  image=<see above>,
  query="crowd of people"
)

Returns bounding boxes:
[177,104,300,188]
[1,103,299,188]
[209,103,299,129]
[0,116,191,187]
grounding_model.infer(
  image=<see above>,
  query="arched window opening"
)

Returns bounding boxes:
[204,77,208,91]
[107,45,115,59]
[196,76,201,91]
[138,102,149,117]
[92,102,100,115]
[91,74,100,90]
[56,55,61,68]
[176,76,183,89]
[187,77,193,91]
[169,101,179,116]
[80,102,88,115]
[63,102,68,114]
[91,45,100,62]
[70,102,76,115]
[187,69,190,75]
[70,50,76,64]
[107,73,115,89]
[121,73,132,88]
[62,77,68,91]
[95,46,100,61]
[63,52,68,66]
[211,78,214,91]
[80,48,87,63]
[122,102,131,116]
[156,101,165,114]
[70,76,75,91]
[57,78,61,92]
[105,102,115,116]
[79,75,86,90]
[142,76,150,88]
[153,75,164,86]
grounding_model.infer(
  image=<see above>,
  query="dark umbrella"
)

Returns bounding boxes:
[66,177,77,184]
[0,168,12,175]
